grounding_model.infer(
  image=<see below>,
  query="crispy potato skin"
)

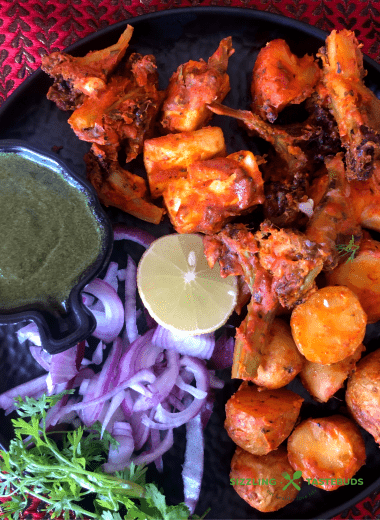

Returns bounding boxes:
[225,382,303,455]
[301,344,365,402]
[230,446,300,512]
[290,286,367,364]
[287,415,366,491]
[251,318,304,389]
[326,236,380,323]
[346,349,380,444]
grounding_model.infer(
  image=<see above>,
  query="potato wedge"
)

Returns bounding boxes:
[230,446,300,512]
[225,382,303,456]
[300,344,365,402]
[346,348,380,444]
[287,415,366,491]
[290,286,367,364]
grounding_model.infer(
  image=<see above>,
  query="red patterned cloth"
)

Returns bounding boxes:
[0,0,380,104]
[0,1,380,518]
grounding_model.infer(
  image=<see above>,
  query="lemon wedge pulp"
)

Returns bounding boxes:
[137,233,238,335]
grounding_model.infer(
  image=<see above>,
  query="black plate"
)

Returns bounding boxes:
[1,7,380,519]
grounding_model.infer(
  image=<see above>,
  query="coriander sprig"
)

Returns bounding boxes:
[336,235,359,263]
[0,392,204,519]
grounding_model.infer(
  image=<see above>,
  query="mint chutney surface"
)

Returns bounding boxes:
[0,153,103,312]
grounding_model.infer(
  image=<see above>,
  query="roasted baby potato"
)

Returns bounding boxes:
[251,318,304,390]
[290,286,367,364]
[300,344,365,402]
[346,348,380,444]
[251,39,320,123]
[225,382,303,456]
[326,235,380,323]
[143,126,226,198]
[287,415,366,491]
[230,445,300,512]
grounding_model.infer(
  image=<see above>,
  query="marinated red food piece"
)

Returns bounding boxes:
[225,382,303,456]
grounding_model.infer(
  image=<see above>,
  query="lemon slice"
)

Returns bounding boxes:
[137,233,237,335]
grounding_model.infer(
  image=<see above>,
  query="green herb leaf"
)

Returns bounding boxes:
[0,392,204,520]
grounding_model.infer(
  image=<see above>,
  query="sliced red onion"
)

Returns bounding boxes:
[150,427,163,472]
[133,349,180,412]
[200,390,215,430]
[83,278,124,343]
[73,368,96,387]
[129,382,154,397]
[100,390,126,438]
[183,411,204,514]
[91,340,106,365]
[50,369,157,425]
[175,375,208,400]
[132,428,173,467]
[116,328,156,384]
[48,345,79,386]
[97,400,126,436]
[29,346,51,372]
[82,293,95,306]
[80,337,124,425]
[208,371,225,389]
[180,356,209,393]
[113,223,156,248]
[152,325,215,359]
[120,389,134,418]
[124,255,139,344]
[209,331,235,370]
[79,378,91,396]
[130,409,153,451]
[0,374,47,412]
[167,393,186,411]
[143,357,209,430]
[103,422,134,473]
[144,307,157,330]
[112,421,132,436]
[17,322,41,346]
[117,269,127,281]
[103,261,119,293]
[135,343,163,371]
[76,341,86,371]
[45,369,95,429]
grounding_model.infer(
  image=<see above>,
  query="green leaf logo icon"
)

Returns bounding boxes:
[282,470,302,490]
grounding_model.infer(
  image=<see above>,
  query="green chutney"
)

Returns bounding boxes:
[0,152,103,312]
